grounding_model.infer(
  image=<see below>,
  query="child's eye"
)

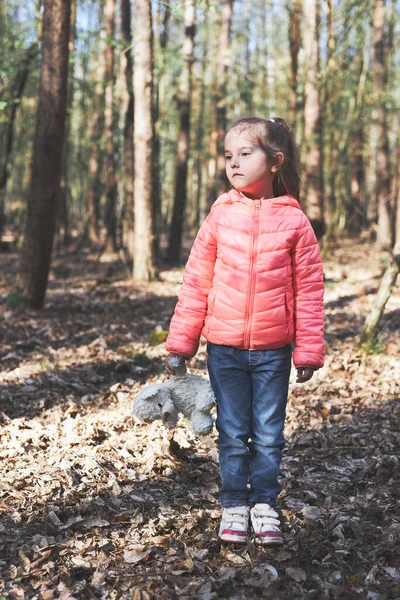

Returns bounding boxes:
[241,152,250,157]
[225,155,232,160]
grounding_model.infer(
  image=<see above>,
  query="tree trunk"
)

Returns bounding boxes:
[194,50,208,228]
[87,61,105,245]
[152,0,171,266]
[103,0,118,254]
[361,242,400,345]
[373,0,392,249]
[121,0,135,258]
[349,124,366,235]
[17,0,71,309]
[133,0,157,281]
[303,0,325,238]
[206,0,233,208]
[58,0,77,248]
[167,0,196,264]
[288,0,301,127]
[395,135,400,245]
[0,45,37,238]
[325,0,336,229]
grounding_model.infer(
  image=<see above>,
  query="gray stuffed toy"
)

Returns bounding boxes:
[131,373,216,436]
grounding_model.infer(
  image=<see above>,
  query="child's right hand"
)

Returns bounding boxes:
[165,353,187,375]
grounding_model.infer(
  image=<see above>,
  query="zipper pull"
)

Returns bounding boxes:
[255,200,261,209]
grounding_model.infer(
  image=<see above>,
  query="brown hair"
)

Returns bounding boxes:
[227,116,302,202]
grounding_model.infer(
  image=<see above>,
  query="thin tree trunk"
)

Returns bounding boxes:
[167,0,196,264]
[394,136,400,245]
[361,242,400,345]
[241,0,253,112]
[133,0,157,281]
[325,0,336,229]
[349,125,366,235]
[373,0,392,249]
[206,0,233,207]
[121,0,134,258]
[152,0,170,265]
[195,54,208,228]
[58,0,77,248]
[103,0,118,254]
[87,61,104,245]
[288,0,301,127]
[0,45,37,237]
[17,0,71,308]
[303,0,325,238]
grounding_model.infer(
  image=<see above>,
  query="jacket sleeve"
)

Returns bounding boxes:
[165,212,217,359]
[292,214,325,369]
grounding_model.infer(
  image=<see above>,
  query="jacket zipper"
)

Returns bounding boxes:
[243,200,261,348]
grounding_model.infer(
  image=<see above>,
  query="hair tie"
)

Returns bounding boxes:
[268,118,275,123]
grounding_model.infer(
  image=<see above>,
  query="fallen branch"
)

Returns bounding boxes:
[361,242,400,345]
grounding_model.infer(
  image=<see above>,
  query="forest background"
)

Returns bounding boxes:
[1,0,400,302]
[0,1,400,599]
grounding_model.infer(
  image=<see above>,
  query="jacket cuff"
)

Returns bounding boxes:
[293,349,324,370]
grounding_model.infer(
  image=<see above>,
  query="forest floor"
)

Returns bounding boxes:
[0,238,399,600]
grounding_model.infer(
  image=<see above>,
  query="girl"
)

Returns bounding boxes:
[165,117,324,546]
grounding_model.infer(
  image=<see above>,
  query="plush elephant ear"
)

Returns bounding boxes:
[137,383,163,401]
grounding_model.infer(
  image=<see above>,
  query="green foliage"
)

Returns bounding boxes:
[360,335,385,355]
[148,329,169,346]
[6,289,24,309]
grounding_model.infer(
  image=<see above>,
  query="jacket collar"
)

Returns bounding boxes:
[213,189,301,210]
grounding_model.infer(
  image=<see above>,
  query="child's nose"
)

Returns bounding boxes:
[230,156,240,168]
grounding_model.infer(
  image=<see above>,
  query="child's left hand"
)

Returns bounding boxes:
[296,367,315,383]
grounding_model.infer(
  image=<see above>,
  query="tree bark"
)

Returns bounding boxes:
[58,0,77,248]
[194,51,208,228]
[349,124,366,235]
[87,61,105,245]
[395,134,400,245]
[0,45,37,238]
[133,0,157,281]
[167,0,196,264]
[152,0,171,266]
[206,0,233,208]
[103,0,118,254]
[373,0,392,249]
[361,242,400,345]
[120,0,135,258]
[17,0,71,309]
[288,0,301,127]
[303,0,325,239]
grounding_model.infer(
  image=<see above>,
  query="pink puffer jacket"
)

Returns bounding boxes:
[166,190,324,368]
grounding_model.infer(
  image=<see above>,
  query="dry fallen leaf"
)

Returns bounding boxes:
[286,567,307,582]
[124,549,151,564]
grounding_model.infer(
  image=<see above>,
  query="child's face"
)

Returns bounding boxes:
[224,130,280,199]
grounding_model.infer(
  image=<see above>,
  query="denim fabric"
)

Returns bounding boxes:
[207,342,292,508]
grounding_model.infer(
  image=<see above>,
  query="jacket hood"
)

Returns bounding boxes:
[213,189,301,210]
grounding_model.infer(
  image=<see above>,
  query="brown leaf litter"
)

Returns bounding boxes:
[0,239,399,599]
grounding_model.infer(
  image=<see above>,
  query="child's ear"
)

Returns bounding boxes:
[271,152,284,173]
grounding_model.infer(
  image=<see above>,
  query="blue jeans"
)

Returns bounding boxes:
[207,342,292,508]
